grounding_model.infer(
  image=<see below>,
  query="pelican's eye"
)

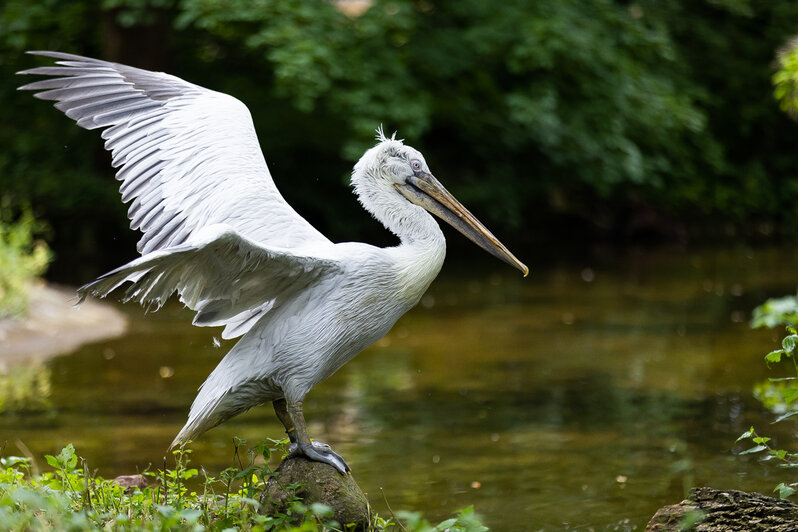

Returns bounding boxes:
[410,160,422,171]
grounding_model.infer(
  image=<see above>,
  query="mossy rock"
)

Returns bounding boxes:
[259,455,370,530]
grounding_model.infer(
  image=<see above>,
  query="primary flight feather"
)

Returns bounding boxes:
[19,51,527,473]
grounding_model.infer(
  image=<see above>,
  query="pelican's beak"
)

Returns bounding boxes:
[396,172,529,276]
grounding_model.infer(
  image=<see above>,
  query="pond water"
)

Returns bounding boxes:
[2,244,798,530]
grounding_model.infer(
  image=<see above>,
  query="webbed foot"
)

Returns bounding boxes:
[273,398,351,475]
[289,440,350,474]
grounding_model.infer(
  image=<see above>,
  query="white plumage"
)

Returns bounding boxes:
[19,51,527,473]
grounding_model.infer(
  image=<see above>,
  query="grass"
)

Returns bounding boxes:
[0,439,488,531]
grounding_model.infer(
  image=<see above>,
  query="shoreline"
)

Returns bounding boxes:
[0,282,128,369]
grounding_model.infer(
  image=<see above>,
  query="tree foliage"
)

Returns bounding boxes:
[1,0,798,273]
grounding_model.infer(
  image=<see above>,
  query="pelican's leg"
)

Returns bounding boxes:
[280,400,349,474]
[272,398,298,444]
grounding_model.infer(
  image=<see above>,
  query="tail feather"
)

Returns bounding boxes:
[170,364,282,449]
[170,393,227,449]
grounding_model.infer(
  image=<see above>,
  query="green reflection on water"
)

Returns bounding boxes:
[2,245,797,530]
[0,362,53,414]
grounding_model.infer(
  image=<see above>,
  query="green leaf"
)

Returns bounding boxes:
[238,497,261,509]
[179,509,203,523]
[739,444,768,455]
[784,388,798,405]
[783,335,798,354]
[765,350,784,364]
[156,504,176,518]
[735,428,755,442]
[753,436,771,444]
[44,455,59,469]
[775,483,797,498]
[0,456,28,468]
[310,502,333,518]
[55,444,76,471]
[435,517,458,530]
[771,449,788,460]
[752,296,798,328]
[773,411,798,423]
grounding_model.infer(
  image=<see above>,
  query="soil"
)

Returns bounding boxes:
[0,282,127,369]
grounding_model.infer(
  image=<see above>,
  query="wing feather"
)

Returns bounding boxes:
[18,51,331,255]
[79,226,339,339]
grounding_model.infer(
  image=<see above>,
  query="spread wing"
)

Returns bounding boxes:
[17,51,331,254]
[78,225,340,339]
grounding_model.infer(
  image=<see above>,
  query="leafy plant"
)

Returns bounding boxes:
[0,441,486,531]
[774,38,798,120]
[751,295,798,330]
[738,296,798,498]
[0,198,51,318]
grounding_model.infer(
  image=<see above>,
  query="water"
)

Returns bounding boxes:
[2,244,797,530]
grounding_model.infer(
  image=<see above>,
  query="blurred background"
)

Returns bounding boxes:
[3,1,798,530]
[2,0,798,278]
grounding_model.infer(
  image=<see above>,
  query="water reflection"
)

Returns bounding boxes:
[1,245,797,530]
[0,362,53,414]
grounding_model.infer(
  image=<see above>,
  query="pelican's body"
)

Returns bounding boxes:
[177,229,445,442]
[19,51,526,473]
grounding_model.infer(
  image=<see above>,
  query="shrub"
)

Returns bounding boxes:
[0,199,51,318]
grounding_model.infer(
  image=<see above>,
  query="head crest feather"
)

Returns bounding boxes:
[375,124,401,143]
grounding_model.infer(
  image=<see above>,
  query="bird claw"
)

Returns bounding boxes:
[288,440,350,474]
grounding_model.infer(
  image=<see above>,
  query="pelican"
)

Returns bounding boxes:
[18,51,527,474]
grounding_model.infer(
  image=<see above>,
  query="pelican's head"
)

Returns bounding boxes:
[352,128,528,276]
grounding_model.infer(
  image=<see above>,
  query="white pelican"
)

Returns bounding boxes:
[19,51,527,473]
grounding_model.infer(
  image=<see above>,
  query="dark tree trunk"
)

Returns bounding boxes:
[100,8,171,71]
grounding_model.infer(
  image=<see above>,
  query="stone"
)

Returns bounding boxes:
[112,474,148,493]
[259,456,370,530]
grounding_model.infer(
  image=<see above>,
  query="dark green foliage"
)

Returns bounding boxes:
[2,0,798,272]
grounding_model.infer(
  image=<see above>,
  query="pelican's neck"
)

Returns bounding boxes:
[372,194,447,302]
[392,203,446,248]
[353,163,447,300]
[355,171,445,248]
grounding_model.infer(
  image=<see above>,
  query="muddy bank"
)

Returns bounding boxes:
[0,283,127,368]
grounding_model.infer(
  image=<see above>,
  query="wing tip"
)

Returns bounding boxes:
[17,51,111,80]
[25,50,95,61]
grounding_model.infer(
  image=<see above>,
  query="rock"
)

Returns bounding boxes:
[0,283,127,367]
[646,487,798,531]
[112,474,148,493]
[259,456,370,530]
